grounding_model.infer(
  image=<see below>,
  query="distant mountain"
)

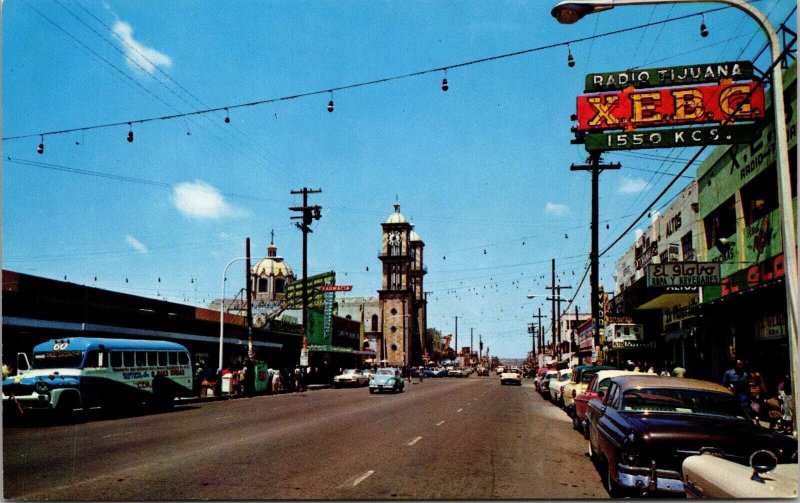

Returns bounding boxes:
[499,358,525,367]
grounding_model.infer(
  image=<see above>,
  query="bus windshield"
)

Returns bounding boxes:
[32,350,85,369]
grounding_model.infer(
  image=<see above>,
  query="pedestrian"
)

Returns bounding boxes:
[778,374,793,433]
[722,358,751,412]
[749,368,767,421]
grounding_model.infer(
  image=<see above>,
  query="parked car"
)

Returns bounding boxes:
[585,374,796,497]
[368,368,405,394]
[573,370,641,433]
[562,365,616,416]
[476,366,489,376]
[533,367,549,392]
[500,367,522,386]
[495,365,506,375]
[683,450,798,498]
[333,369,369,388]
[549,369,572,405]
[539,370,559,399]
[361,368,375,380]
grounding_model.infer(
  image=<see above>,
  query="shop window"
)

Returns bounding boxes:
[703,197,736,249]
[371,314,379,332]
[741,167,778,226]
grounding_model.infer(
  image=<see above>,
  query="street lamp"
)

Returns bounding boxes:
[219,257,248,372]
[552,0,798,434]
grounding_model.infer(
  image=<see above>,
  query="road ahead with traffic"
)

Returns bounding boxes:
[4,374,608,500]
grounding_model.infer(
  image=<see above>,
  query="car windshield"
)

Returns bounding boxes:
[377,369,394,376]
[559,373,570,381]
[597,377,613,391]
[622,388,748,419]
[581,370,598,383]
[343,369,358,375]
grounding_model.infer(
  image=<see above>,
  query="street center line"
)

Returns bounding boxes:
[352,470,374,487]
[435,420,445,426]
[407,436,423,446]
[101,432,132,439]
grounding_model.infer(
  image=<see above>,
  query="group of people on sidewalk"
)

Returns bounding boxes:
[722,357,793,432]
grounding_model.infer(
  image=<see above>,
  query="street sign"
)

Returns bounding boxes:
[584,124,760,152]
[585,61,754,93]
[575,82,765,132]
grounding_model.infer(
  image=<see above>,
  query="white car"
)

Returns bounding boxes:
[495,365,506,375]
[683,450,798,498]
[333,369,369,387]
[500,367,522,386]
[548,369,572,405]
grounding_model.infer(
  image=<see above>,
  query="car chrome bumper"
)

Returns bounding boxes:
[618,462,684,493]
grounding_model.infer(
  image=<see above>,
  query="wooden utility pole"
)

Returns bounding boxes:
[570,153,620,360]
[531,308,546,361]
[289,188,322,352]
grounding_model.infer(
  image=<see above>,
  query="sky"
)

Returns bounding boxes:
[3,0,796,359]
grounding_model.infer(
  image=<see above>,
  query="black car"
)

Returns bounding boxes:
[585,374,796,497]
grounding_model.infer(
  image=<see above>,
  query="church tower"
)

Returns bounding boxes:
[378,200,426,366]
[379,201,413,366]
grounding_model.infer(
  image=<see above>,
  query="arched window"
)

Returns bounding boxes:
[275,278,286,294]
[257,278,269,293]
[371,314,379,332]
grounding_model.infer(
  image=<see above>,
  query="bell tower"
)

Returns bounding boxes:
[379,200,414,367]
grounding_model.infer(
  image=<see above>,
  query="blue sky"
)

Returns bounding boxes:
[3,0,796,358]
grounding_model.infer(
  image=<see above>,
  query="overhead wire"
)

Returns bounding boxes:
[3,5,734,142]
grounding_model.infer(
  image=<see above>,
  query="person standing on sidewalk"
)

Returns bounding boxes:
[722,358,751,413]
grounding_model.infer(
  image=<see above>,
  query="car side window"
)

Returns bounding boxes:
[606,383,620,407]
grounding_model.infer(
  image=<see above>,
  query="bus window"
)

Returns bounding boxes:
[157,351,168,367]
[110,351,123,368]
[123,351,135,367]
[85,350,107,368]
[135,352,146,367]
[179,352,189,365]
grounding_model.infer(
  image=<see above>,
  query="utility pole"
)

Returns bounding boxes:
[547,259,571,361]
[571,152,620,362]
[454,316,459,360]
[289,188,322,354]
[470,328,473,362]
[245,237,254,360]
[531,308,546,363]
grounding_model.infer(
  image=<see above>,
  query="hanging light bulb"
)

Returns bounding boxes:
[37,135,45,155]
[224,108,231,123]
[127,123,134,143]
[567,46,575,67]
[700,15,709,37]
[327,91,334,112]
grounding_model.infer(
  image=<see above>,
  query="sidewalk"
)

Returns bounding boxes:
[178,383,331,405]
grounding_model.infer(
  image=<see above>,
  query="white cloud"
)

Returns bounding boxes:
[618,176,651,194]
[172,180,244,220]
[113,21,172,75]
[125,235,148,254]
[544,202,569,216]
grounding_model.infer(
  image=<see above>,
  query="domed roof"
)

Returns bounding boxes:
[385,201,408,224]
[409,229,422,242]
[252,242,293,278]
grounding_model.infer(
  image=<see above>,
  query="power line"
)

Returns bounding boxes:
[3,5,732,142]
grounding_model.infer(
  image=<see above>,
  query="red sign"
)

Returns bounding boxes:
[320,285,352,292]
[576,82,765,132]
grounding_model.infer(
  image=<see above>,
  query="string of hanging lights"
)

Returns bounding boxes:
[7,6,730,150]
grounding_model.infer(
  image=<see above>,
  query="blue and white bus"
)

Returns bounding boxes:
[2,337,193,418]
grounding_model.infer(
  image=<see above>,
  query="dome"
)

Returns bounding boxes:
[385,201,408,224]
[252,242,293,278]
[409,229,421,242]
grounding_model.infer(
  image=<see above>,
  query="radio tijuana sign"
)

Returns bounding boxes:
[584,124,759,152]
[576,81,765,132]
[585,61,753,93]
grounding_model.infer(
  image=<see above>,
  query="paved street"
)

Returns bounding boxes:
[4,375,608,500]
